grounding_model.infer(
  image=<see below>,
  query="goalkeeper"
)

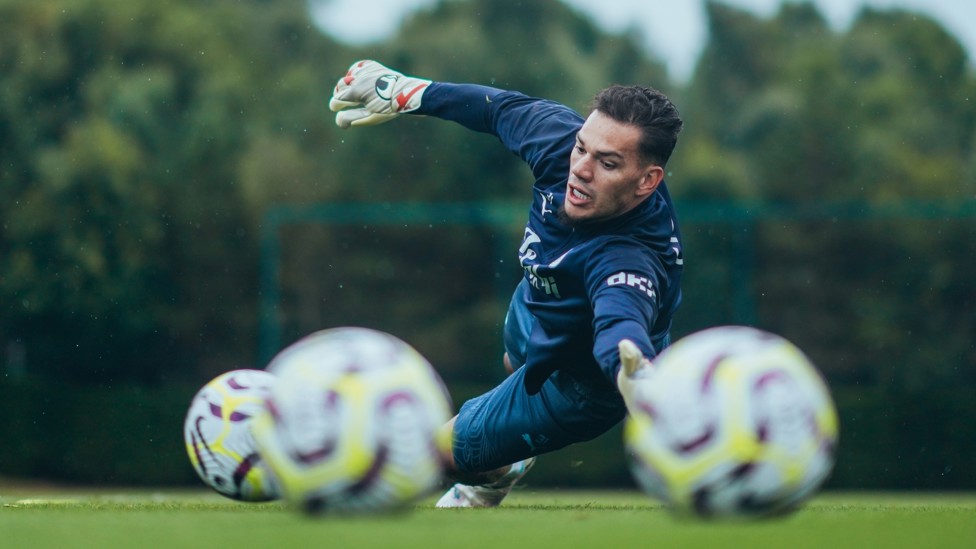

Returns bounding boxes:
[330,60,684,507]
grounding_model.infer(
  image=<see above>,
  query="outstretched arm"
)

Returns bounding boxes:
[329,60,582,178]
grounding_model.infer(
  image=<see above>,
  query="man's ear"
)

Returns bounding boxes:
[637,165,665,197]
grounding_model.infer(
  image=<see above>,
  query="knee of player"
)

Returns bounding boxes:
[438,416,459,471]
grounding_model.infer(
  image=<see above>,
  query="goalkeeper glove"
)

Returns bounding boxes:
[329,60,432,128]
[616,339,654,413]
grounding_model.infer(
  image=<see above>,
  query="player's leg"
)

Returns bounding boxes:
[436,414,536,508]
[435,366,624,508]
[438,416,517,486]
[436,285,534,506]
[434,369,539,508]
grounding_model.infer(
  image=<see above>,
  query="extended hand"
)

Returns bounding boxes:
[329,60,432,128]
[616,339,654,412]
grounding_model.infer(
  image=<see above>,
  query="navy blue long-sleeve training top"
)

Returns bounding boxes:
[416,83,683,395]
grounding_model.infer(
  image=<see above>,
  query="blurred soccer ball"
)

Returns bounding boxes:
[252,327,453,514]
[624,326,838,518]
[184,369,280,501]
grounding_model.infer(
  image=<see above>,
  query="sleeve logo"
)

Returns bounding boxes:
[607,272,656,299]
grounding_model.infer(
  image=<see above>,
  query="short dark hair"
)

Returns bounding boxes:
[591,85,683,167]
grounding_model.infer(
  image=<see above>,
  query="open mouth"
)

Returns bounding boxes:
[568,184,592,204]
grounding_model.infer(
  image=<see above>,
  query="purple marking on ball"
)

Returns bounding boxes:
[325,390,340,409]
[227,376,250,390]
[276,392,342,465]
[676,425,716,454]
[228,410,250,422]
[380,391,415,410]
[190,429,209,476]
[638,401,658,420]
[232,452,258,495]
[347,442,390,496]
[756,421,769,442]
[193,416,216,468]
[266,398,282,421]
[294,442,338,465]
[731,461,756,479]
[754,369,789,388]
[700,353,728,393]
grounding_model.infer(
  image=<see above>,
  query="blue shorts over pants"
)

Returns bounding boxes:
[451,281,630,473]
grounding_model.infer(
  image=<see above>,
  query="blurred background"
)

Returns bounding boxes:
[0,0,973,491]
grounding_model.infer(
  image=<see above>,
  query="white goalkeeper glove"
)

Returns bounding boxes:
[329,60,432,128]
[616,339,654,413]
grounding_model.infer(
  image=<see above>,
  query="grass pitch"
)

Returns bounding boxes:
[2,488,974,549]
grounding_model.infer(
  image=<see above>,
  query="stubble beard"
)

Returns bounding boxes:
[556,203,580,227]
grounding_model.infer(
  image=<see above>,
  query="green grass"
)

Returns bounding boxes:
[2,488,974,549]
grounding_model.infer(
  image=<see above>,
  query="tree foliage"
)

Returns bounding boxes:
[0,0,344,381]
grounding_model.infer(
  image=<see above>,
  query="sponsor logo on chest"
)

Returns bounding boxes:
[518,227,562,298]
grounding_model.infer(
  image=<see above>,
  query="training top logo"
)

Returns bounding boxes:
[607,272,656,300]
[538,191,555,219]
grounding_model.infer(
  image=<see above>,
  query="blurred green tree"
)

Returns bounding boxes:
[0,0,344,382]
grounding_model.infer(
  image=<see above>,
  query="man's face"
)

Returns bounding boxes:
[563,110,661,224]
